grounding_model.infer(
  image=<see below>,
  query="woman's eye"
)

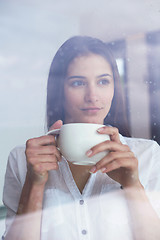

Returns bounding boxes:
[98,79,110,85]
[70,80,85,87]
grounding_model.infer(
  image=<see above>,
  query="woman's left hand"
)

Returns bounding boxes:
[87,126,142,188]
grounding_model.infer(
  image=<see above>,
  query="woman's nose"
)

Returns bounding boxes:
[84,86,98,103]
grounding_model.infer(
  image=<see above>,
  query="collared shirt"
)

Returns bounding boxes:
[2,135,160,240]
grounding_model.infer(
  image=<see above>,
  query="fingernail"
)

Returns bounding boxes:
[101,167,107,173]
[97,127,104,133]
[89,166,97,173]
[86,149,92,157]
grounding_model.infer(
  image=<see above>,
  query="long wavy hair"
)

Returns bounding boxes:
[47,36,130,136]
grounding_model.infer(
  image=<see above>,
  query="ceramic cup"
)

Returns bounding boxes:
[47,123,110,165]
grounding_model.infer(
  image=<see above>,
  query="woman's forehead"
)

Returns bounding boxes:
[67,53,113,76]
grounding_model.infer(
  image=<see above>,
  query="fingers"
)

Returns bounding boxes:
[86,125,135,172]
[97,126,121,143]
[26,136,61,163]
[49,120,63,131]
[86,125,140,187]
[86,141,130,157]
[100,157,137,174]
[26,143,61,157]
[90,151,137,173]
[26,135,56,147]
[25,135,62,181]
[26,147,61,162]
[25,120,63,184]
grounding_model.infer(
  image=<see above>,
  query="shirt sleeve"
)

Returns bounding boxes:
[125,137,160,218]
[2,146,27,238]
[144,141,160,189]
[146,141,160,217]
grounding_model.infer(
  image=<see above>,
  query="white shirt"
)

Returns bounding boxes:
[2,135,160,240]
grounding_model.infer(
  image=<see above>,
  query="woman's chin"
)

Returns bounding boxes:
[65,117,104,125]
[78,119,104,124]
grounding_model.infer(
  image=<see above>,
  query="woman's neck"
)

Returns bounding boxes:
[68,162,92,194]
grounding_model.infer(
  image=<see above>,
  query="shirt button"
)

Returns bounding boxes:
[79,199,84,205]
[82,229,87,235]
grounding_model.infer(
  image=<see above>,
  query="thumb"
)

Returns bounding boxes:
[49,120,63,131]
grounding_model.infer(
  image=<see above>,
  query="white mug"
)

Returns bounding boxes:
[47,123,110,166]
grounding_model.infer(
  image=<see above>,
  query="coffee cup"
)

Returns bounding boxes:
[47,123,110,166]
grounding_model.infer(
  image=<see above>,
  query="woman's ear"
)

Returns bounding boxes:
[49,120,63,131]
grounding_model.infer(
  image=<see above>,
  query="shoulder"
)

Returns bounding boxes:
[3,145,27,216]
[124,136,158,146]
[6,145,27,184]
[120,135,160,155]
[9,144,26,156]
[121,135,160,188]
[8,145,26,167]
[120,135,160,170]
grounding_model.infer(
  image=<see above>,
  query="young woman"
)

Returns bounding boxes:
[3,36,160,240]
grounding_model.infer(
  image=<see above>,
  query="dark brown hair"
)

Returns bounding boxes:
[47,36,130,136]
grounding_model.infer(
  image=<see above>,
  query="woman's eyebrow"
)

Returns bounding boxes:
[66,73,112,81]
[66,75,86,80]
[97,73,112,78]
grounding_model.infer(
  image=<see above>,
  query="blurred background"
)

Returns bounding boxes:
[1,0,160,236]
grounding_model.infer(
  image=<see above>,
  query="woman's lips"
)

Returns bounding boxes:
[81,107,102,114]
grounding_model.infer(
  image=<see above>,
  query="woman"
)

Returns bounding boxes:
[3,36,160,240]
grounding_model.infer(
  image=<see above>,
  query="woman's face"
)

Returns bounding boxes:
[63,53,114,124]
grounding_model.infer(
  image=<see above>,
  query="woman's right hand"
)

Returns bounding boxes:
[25,120,63,185]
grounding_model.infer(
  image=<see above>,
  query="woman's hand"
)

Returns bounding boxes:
[87,126,142,188]
[25,120,63,185]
